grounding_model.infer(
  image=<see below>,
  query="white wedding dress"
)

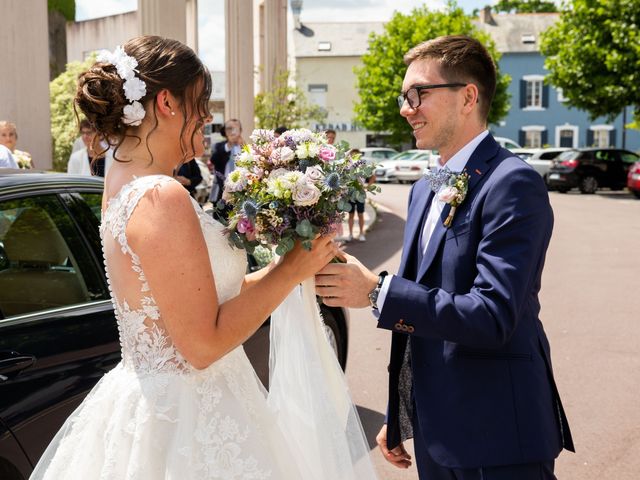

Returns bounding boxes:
[31,175,377,480]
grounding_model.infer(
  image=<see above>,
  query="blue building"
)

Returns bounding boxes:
[476,11,639,152]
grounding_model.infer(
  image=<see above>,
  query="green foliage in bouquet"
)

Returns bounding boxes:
[220,129,378,256]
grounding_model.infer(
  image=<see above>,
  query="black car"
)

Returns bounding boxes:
[547,148,640,194]
[0,170,349,480]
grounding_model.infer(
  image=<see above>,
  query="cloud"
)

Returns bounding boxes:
[198,1,226,72]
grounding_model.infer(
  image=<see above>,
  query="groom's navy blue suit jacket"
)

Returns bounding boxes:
[378,134,574,469]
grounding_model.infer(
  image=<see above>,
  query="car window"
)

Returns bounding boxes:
[557,150,580,161]
[371,151,388,159]
[391,152,416,161]
[78,192,102,221]
[540,151,563,160]
[594,150,616,162]
[620,152,640,164]
[0,195,109,318]
[505,141,519,149]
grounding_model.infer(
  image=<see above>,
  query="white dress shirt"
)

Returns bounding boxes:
[0,145,18,169]
[376,130,489,312]
[67,147,114,176]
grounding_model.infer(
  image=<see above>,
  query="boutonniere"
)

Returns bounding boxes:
[437,171,469,227]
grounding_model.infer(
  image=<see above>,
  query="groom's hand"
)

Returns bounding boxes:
[376,424,412,469]
[314,253,378,308]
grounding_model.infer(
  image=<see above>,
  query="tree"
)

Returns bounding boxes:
[492,0,557,13]
[48,0,76,80]
[354,3,510,146]
[50,56,93,171]
[254,70,327,129]
[540,0,639,123]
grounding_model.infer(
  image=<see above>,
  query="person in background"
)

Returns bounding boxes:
[67,119,113,177]
[208,118,243,203]
[0,121,33,169]
[325,128,336,145]
[346,148,374,242]
[0,144,18,169]
[174,158,203,198]
[274,125,287,137]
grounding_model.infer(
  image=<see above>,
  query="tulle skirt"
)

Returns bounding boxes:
[31,279,378,480]
[30,353,302,480]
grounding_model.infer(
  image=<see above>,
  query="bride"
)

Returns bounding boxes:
[31,36,377,479]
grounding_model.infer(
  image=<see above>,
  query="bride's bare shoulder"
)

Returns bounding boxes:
[126,178,201,247]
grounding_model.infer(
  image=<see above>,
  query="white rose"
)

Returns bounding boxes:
[305,165,324,182]
[122,101,146,126]
[123,77,146,102]
[438,186,458,203]
[268,168,289,179]
[293,183,321,206]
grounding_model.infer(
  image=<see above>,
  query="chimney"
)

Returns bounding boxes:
[480,6,496,25]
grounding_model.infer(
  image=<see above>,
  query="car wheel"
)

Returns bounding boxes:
[557,187,570,193]
[579,176,598,194]
[632,190,640,199]
[319,306,347,370]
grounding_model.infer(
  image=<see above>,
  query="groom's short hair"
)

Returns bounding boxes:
[404,35,496,121]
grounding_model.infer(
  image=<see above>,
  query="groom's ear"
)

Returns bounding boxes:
[461,83,479,114]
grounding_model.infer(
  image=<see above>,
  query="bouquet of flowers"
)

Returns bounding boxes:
[219,128,377,255]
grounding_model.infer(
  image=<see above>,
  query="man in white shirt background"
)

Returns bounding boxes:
[208,118,243,203]
[67,119,113,177]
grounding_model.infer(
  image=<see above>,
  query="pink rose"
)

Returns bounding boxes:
[318,146,336,162]
[438,186,458,204]
[237,217,255,240]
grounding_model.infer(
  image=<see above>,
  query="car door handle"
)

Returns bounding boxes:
[0,354,36,380]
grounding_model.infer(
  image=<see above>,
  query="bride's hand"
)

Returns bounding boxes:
[279,235,338,283]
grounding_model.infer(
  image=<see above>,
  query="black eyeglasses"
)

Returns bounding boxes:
[397,83,468,109]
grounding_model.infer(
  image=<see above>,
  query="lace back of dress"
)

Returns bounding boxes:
[101,175,190,374]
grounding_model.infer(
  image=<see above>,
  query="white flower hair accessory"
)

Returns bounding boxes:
[97,46,147,126]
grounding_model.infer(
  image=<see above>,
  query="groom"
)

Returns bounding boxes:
[316,35,574,479]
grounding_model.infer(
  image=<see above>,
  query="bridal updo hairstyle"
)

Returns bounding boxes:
[75,35,212,163]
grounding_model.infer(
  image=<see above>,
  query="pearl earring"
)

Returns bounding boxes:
[170,111,176,116]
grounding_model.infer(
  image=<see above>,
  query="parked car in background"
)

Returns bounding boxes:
[394,150,439,183]
[0,170,349,480]
[547,148,640,194]
[375,150,437,183]
[358,147,398,165]
[627,161,640,198]
[513,147,570,184]
[494,136,521,150]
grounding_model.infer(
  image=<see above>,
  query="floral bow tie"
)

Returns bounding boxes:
[424,166,460,193]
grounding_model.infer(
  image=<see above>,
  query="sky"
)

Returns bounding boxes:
[76,0,493,71]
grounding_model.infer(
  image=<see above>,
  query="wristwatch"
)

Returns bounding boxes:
[368,271,388,310]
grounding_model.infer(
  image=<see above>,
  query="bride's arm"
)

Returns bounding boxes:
[127,182,336,369]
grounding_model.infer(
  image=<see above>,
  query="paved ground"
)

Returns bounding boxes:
[341,185,640,479]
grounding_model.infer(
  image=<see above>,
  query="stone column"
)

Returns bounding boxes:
[225,0,255,134]
[0,1,51,169]
[185,0,199,52]
[261,0,288,93]
[138,0,187,43]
